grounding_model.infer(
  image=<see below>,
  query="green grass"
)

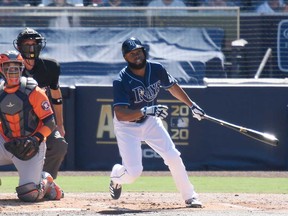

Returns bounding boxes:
[1,175,288,194]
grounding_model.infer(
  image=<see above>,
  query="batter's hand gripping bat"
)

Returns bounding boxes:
[204,114,279,146]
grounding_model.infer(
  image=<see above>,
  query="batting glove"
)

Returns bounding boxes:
[190,103,205,121]
[141,105,168,119]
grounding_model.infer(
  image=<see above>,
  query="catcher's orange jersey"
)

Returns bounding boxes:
[0,80,54,141]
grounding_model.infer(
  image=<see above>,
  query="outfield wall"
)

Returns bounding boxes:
[60,82,288,171]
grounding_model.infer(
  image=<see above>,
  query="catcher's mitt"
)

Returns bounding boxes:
[4,136,40,161]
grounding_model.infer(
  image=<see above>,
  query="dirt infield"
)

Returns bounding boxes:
[1,192,288,216]
[1,171,288,216]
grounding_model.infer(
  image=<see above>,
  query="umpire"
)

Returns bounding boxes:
[13,28,68,179]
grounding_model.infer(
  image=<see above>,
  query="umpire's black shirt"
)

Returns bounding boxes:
[22,58,60,90]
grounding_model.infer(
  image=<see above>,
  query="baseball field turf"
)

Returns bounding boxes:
[1,172,288,194]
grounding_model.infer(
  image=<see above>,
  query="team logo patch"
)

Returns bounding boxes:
[41,101,50,110]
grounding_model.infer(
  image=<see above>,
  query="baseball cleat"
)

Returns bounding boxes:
[185,197,203,208]
[109,180,122,200]
[45,175,64,200]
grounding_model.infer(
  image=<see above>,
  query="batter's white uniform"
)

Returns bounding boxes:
[111,60,199,201]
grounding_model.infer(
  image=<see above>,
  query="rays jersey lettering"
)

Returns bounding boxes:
[113,61,177,109]
[132,81,160,103]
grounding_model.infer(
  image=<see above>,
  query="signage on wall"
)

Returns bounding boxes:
[95,99,192,147]
[277,20,288,72]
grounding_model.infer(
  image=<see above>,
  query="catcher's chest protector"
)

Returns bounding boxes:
[0,77,39,138]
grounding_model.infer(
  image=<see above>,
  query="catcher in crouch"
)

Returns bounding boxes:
[0,50,64,202]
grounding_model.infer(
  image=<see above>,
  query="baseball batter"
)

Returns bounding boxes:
[109,37,205,208]
[0,50,63,201]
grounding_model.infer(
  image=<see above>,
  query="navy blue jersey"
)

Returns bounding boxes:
[113,60,177,110]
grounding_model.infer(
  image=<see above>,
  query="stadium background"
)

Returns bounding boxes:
[0,2,287,171]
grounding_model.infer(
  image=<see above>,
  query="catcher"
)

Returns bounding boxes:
[0,50,63,202]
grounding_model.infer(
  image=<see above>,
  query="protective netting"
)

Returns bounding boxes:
[0,3,287,85]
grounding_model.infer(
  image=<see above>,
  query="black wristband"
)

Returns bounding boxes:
[51,98,63,105]
[33,132,44,143]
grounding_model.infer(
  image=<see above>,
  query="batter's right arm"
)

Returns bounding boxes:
[140,105,168,119]
[114,105,169,121]
[168,83,205,120]
[114,106,144,122]
[167,83,193,107]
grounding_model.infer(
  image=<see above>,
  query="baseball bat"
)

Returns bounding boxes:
[204,114,279,146]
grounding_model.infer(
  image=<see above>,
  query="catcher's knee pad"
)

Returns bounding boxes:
[16,182,41,202]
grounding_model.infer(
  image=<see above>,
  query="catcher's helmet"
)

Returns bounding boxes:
[13,28,46,59]
[0,50,24,85]
[122,37,145,56]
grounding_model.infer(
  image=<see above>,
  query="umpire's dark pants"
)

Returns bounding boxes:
[43,129,68,179]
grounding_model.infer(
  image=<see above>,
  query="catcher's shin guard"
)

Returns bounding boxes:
[16,173,55,202]
[16,182,43,202]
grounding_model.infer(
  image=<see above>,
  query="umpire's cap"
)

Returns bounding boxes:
[122,37,144,56]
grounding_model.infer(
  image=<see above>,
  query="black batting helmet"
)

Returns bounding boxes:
[13,28,46,59]
[122,37,145,56]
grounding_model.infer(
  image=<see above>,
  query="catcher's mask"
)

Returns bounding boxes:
[0,51,24,86]
[13,27,46,59]
[122,37,146,57]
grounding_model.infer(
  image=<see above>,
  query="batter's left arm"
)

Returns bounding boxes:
[168,83,205,121]
[167,83,194,107]
[50,88,65,137]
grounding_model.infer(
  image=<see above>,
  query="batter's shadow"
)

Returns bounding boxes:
[98,207,150,215]
[97,206,191,215]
